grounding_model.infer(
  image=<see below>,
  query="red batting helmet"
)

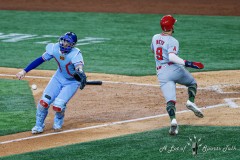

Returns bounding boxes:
[160,15,177,32]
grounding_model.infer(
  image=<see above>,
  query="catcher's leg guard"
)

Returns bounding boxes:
[53,110,65,130]
[52,98,66,130]
[32,98,50,134]
[187,83,197,103]
[166,100,176,121]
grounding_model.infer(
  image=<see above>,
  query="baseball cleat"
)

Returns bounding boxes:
[53,124,62,131]
[32,124,45,134]
[186,100,204,118]
[169,119,178,135]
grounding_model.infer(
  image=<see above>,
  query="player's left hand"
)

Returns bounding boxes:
[184,60,204,69]
[16,70,26,80]
[73,70,87,90]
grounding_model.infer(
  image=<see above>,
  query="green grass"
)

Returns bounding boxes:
[0,11,239,75]
[1,126,240,160]
[0,79,36,135]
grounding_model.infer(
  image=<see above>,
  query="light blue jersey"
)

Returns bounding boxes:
[25,32,88,134]
[42,43,84,79]
[32,43,85,133]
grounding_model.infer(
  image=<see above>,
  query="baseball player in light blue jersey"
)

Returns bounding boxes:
[151,15,204,135]
[16,32,87,134]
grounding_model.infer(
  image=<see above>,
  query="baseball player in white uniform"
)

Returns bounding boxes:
[151,15,204,135]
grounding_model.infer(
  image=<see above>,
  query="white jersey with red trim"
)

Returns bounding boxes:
[42,43,84,79]
[151,33,179,70]
[150,32,196,103]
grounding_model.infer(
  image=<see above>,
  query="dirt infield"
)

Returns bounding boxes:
[1,68,240,156]
[0,0,240,157]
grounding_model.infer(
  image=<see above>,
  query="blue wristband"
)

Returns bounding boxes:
[24,56,45,72]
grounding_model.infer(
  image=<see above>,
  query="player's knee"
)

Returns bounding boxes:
[38,94,52,109]
[188,83,197,89]
[53,106,62,112]
[52,98,66,112]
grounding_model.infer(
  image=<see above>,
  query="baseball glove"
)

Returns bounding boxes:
[73,71,87,90]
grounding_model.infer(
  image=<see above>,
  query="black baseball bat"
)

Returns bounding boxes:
[86,80,102,85]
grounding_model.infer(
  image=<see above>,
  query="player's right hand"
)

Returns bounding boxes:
[16,70,26,80]
[184,60,204,69]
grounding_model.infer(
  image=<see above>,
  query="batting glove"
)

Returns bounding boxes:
[16,70,26,80]
[184,60,204,69]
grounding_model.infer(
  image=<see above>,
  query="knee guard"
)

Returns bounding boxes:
[53,111,65,130]
[38,95,51,111]
[35,96,51,127]
[52,98,66,129]
[52,98,66,112]
[38,93,52,110]
[166,100,176,118]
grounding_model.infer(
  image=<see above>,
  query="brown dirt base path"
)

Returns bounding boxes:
[0,67,240,156]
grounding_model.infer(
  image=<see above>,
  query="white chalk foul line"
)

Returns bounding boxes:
[0,74,50,79]
[1,74,240,94]
[0,102,227,145]
[0,74,240,94]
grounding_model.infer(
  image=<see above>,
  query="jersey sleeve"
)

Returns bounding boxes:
[42,43,54,61]
[151,35,157,52]
[150,42,154,52]
[168,38,179,55]
[72,50,84,67]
